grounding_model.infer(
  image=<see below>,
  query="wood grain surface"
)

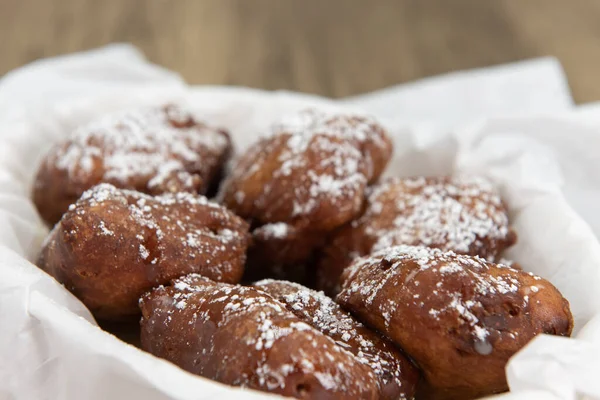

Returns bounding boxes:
[1,0,599,103]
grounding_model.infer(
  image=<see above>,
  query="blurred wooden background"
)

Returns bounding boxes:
[1,0,599,103]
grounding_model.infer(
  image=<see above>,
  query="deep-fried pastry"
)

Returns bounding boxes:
[219,109,392,279]
[253,279,420,400]
[33,104,231,225]
[38,183,249,320]
[337,245,573,399]
[140,274,379,399]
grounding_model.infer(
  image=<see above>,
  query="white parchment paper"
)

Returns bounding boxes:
[1,44,599,400]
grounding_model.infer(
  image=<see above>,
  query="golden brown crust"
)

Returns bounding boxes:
[33,104,231,225]
[317,176,517,296]
[337,245,573,400]
[140,275,379,400]
[219,109,392,274]
[38,183,249,320]
[253,279,420,400]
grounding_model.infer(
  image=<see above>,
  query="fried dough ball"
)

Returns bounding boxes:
[219,109,392,280]
[33,104,231,225]
[253,279,420,400]
[317,176,517,295]
[38,183,249,320]
[337,245,573,400]
[140,274,379,400]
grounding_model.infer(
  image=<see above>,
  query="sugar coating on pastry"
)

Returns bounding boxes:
[270,109,391,200]
[268,109,391,219]
[39,183,249,319]
[220,109,392,228]
[316,175,516,295]
[56,105,229,191]
[254,222,293,240]
[368,176,512,256]
[253,279,419,400]
[140,274,378,399]
[74,183,243,258]
[343,246,527,346]
[34,104,231,225]
[338,245,573,399]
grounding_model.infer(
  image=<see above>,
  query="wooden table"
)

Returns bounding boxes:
[1,0,599,103]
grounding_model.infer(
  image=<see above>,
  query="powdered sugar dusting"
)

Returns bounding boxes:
[254,223,291,240]
[73,184,247,276]
[147,275,376,396]
[52,104,229,193]
[255,280,359,342]
[97,221,114,236]
[271,111,382,218]
[222,109,391,227]
[341,245,534,355]
[139,244,150,260]
[254,279,412,396]
[364,176,511,260]
[273,109,386,149]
